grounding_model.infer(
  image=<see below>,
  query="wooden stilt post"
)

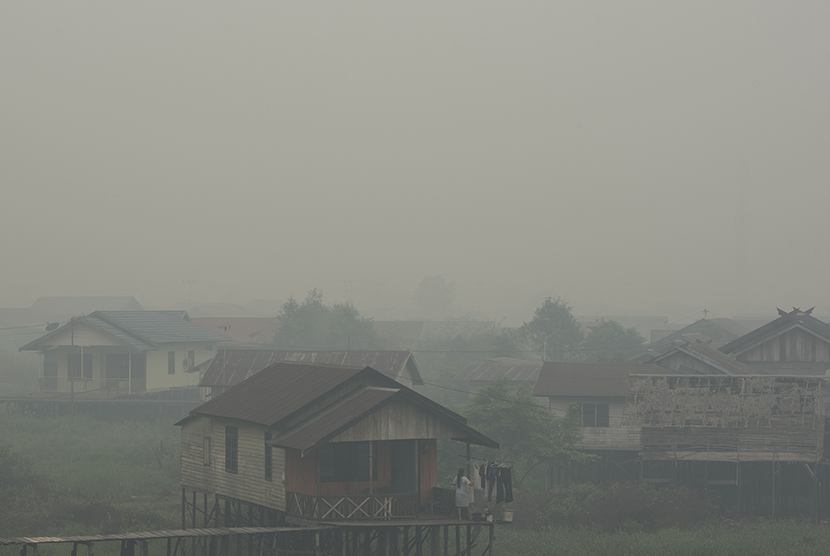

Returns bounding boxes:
[772,456,776,521]
[466,525,471,556]
[737,461,742,520]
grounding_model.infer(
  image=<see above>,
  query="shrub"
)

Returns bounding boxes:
[536,482,717,532]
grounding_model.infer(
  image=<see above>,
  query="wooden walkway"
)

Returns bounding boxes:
[0,521,495,556]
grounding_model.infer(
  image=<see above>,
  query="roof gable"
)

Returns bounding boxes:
[720,308,830,356]
[651,341,754,375]
[20,310,229,352]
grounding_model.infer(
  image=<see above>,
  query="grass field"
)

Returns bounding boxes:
[0,411,182,537]
[495,522,830,556]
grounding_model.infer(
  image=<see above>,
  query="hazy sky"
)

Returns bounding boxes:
[2,2,829,324]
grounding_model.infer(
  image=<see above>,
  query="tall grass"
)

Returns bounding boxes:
[0,412,182,537]
[496,522,830,556]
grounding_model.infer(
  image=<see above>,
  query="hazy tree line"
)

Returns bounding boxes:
[270,289,645,408]
[271,289,645,363]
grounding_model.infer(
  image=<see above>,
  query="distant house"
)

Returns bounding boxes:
[0,296,145,353]
[19,311,228,394]
[177,362,496,523]
[631,317,750,364]
[533,362,672,454]
[454,357,542,396]
[719,307,830,375]
[199,349,423,396]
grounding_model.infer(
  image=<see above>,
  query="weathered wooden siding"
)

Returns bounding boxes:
[641,426,823,462]
[284,443,394,497]
[547,397,642,451]
[331,399,463,442]
[628,376,825,463]
[738,328,830,363]
[181,416,286,511]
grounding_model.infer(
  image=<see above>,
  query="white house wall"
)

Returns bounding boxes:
[144,343,216,391]
[46,324,122,347]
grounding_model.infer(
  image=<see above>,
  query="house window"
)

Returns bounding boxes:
[318,442,377,483]
[581,403,610,427]
[264,432,272,481]
[187,350,195,370]
[203,437,211,466]
[168,351,176,375]
[67,353,92,380]
[225,426,238,473]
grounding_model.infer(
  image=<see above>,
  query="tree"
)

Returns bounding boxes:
[272,289,383,350]
[582,320,646,363]
[461,379,585,487]
[413,275,456,318]
[520,297,583,361]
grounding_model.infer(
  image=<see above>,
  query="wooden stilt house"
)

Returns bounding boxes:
[177,362,497,525]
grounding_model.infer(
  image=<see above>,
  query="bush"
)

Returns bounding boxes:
[536,483,717,532]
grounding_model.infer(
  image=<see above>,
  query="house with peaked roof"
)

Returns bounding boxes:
[533,362,674,453]
[198,349,423,396]
[648,340,755,375]
[719,307,830,375]
[20,311,228,395]
[177,362,497,523]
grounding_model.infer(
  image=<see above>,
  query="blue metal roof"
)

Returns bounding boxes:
[20,311,229,352]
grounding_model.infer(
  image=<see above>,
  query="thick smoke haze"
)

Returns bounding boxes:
[2,2,829,323]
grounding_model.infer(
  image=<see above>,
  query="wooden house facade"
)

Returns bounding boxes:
[719,307,830,375]
[533,362,672,453]
[178,362,496,525]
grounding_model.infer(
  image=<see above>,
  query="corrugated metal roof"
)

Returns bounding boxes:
[199,349,422,387]
[533,362,673,398]
[188,362,366,426]
[183,362,499,448]
[720,309,830,356]
[20,310,229,352]
[455,357,542,382]
[271,387,399,452]
[93,311,229,344]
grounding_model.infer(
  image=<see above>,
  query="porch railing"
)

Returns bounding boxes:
[286,491,418,521]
